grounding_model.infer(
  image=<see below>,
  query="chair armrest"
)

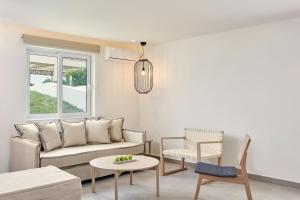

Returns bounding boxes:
[10,136,41,171]
[197,141,223,144]
[160,136,186,153]
[123,129,146,144]
[161,136,186,140]
[196,141,223,162]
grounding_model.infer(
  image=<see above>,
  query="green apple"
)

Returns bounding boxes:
[128,155,133,160]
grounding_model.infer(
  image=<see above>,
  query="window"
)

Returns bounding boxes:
[27,47,91,118]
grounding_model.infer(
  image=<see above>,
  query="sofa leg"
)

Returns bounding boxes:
[218,157,222,166]
[181,158,185,169]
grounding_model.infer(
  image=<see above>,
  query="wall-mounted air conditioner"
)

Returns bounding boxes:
[104,47,139,62]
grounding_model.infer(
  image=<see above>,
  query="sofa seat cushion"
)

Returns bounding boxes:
[40,142,144,168]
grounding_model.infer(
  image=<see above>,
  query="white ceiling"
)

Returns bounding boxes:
[1,0,300,44]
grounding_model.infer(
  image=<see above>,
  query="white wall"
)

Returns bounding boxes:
[95,54,139,128]
[140,18,300,183]
[0,22,139,172]
[1,18,300,183]
[0,23,27,173]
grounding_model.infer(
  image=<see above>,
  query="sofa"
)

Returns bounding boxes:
[10,118,145,181]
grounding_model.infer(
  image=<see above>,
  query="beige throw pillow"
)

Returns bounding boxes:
[35,122,62,152]
[14,123,40,143]
[108,118,124,142]
[86,119,111,144]
[61,120,87,147]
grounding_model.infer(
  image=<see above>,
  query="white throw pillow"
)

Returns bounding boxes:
[86,119,111,144]
[35,122,62,152]
[14,123,40,143]
[60,120,87,147]
[107,118,124,142]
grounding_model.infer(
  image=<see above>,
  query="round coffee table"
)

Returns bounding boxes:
[90,155,160,200]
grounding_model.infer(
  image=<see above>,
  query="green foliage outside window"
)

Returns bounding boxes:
[65,68,87,86]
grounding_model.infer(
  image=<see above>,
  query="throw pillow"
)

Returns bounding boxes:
[107,118,124,142]
[14,123,40,143]
[60,120,87,147]
[86,119,111,144]
[35,122,62,152]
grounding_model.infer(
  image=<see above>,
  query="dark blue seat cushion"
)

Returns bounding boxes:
[195,162,237,177]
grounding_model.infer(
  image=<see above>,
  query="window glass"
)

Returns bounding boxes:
[29,54,58,114]
[62,57,88,113]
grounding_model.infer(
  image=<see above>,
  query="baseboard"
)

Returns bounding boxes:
[150,154,300,189]
[248,173,300,189]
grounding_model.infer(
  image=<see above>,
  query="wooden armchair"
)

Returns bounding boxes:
[160,128,224,175]
[194,135,252,200]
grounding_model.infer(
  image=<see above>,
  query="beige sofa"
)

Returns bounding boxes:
[10,129,145,181]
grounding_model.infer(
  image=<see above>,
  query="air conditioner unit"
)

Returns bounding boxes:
[104,47,139,62]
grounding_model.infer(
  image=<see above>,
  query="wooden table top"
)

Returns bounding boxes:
[90,155,159,171]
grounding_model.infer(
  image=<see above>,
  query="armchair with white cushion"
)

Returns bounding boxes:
[160,128,224,175]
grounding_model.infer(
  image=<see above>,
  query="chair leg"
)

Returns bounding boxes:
[244,175,252,200]
[162,157,188,176]
[194,175,202,200]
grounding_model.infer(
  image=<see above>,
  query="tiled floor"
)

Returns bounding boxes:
[82,163,300,200]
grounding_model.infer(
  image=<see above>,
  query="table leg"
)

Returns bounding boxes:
[115,172,119,200]
[130,171,133,185]
[91,167,96,193]
[156,165,160,196]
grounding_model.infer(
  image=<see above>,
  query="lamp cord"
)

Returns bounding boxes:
[139,45,144,60]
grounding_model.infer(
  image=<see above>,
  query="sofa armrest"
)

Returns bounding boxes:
[123,129,146,144]
[10,136,41,171]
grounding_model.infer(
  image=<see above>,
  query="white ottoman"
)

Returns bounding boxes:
[0,166,82,200]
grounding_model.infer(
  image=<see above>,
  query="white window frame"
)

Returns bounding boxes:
[26,46,92,119]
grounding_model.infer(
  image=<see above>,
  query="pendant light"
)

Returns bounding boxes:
[134,42,153,94]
